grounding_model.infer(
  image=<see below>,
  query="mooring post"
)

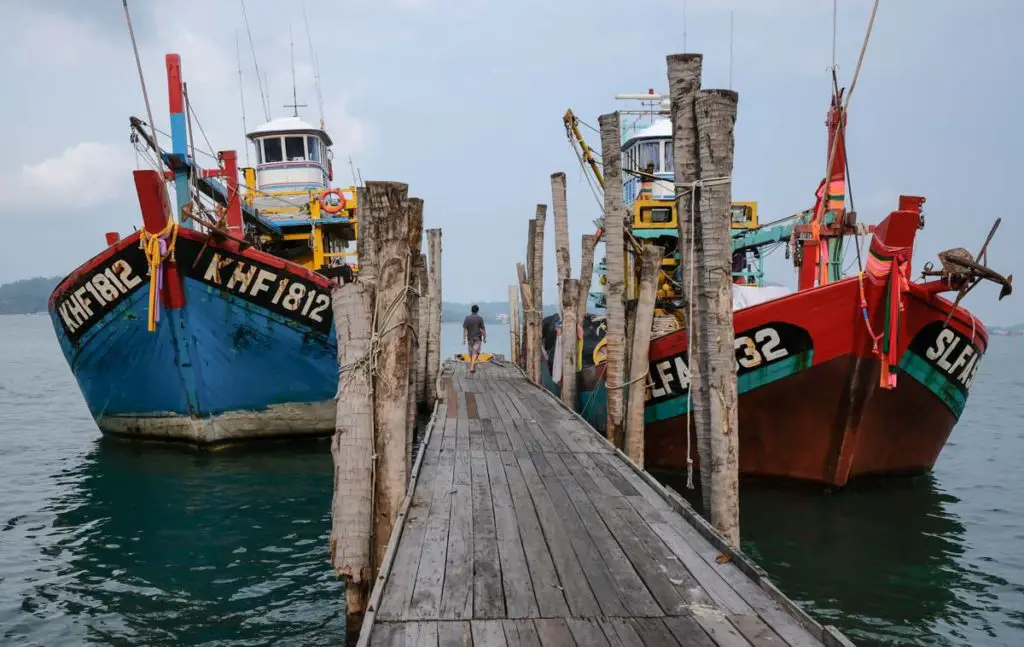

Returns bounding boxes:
[523,219,537,371]
[425,229,442,404]
[508,284,521,366]
[365,181,414,566]
[667,53,711,513]
[560,278,580,408]
[696,88,741,546]
[416,254,429,408]
[329,278,375,621]
[599,112,627,448]
[552,171,571,293]
[625,245,665,468]
[356,186,375,283]
[405,198,424,472]
[530,204,547,384]
[517,262,536,378]
[577,233,596,330]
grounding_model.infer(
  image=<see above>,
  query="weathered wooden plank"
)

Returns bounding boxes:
[567,619,613,647]
[728,614,786,646]
[548,453,662,618]
[534,619,577,647]
[598,617,645,647]
[438,621,473,647]
[378,453,441,620]
[692,612,753,647]
[472,620,509,647]
[502,620,542,647]
[486,452,539,618]
[514,453,601,616]
[481,417,500,452]
[662,615,719,647]
[471,455,505,618]
[375,621,440,647]
[440,448,474,618]
[529,452,627,616]
[589,452,641,497]
[499,451,570,617]
[408,449,456,619]
[469,419,485,453]
[570,453,623,498]
[630,618,682,646]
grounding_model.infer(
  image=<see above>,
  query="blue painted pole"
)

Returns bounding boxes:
[166,54,192,229]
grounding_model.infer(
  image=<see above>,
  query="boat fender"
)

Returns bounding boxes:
[320,189,346,214]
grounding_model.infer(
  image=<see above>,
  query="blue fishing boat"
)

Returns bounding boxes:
[48,53,359,444]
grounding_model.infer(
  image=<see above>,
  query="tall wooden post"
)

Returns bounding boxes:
[416,254,429,408]
[405,198,424,471]
[508,284,521,365]
[329,279,375,620]
[599,112,627,448]
[696,89,741,546]
[518,262,538,379]
[523,219,537,371]
[356,186,375,282]
[425,229,443,404]
[577,233,596,328]
[366,181,414,565]
[530,205,547,383]
[667,53,712,513]
[552,172,571,291]
[560,278,580,408]
[625,245,664,467]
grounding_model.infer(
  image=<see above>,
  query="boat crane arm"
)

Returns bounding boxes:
[563,109,604,189]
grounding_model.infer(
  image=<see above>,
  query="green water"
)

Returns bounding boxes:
[2,317,1022,645]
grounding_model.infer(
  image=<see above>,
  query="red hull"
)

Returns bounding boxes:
[643,206,987,487]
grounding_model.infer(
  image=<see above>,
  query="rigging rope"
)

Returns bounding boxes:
[139,220,179,332]
[122,1,166,192]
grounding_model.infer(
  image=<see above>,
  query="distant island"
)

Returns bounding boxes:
[990,323,1024,337]
[0,276,554,323]
[0,276,62,315]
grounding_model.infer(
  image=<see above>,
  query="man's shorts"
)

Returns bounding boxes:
[468,340,481,355]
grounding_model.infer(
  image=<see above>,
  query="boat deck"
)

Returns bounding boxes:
[358,360,851,647]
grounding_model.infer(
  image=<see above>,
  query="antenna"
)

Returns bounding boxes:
[284,23,307,117]
[302,0,326,130]
[239,0,270,121]
[235,31,250,166]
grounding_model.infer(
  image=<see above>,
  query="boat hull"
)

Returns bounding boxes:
[544,275,986,487]
[48,229,337,445]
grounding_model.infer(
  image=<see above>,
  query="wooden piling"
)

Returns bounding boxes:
[599,112,627,448]
[356,186,375,282]
[329,279,375,620]
[523,219,536,371]
[517,262,537,379]
[560,278,580,408]
[667,53,711,512]
[577,233,596,328]
[425,228,442,404]
[404,199,424,471]
[366,181,414,566]
[551,172,571,290]
[625,245,665,468]
[416,255,429,407]
[696,88,741,546]
[508,284,521,366]
[530,205,547,384]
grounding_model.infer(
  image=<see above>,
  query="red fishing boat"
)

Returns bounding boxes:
[641,88,1013,486]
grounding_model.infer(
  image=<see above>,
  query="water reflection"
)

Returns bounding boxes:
[20,438,344,646]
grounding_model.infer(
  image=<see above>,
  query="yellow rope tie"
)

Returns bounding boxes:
[139,220,179,332]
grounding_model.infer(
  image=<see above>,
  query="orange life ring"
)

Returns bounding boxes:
[320,189,346,214]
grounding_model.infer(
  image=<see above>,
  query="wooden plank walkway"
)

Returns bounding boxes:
[359,360,852,647]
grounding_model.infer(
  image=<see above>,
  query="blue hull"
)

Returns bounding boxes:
[49,232,337,443]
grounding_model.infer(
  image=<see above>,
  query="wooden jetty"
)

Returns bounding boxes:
[356,360,852,647]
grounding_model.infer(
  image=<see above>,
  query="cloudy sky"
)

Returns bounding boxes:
[2,0,1021,324]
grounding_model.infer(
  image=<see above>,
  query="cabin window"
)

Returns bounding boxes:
[255,140,263,164]
[307,137,320,162]
[263,137,283,163]
[285,136,306,161]
[663,141,674,173]
[638,141,659,173]
[642,206,673,224]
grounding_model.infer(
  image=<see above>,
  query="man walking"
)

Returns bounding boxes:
[463,304,486,374]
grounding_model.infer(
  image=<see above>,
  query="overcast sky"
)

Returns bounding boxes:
[2,0,1022,324]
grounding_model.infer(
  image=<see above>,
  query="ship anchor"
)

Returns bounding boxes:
[920,218,1013,325]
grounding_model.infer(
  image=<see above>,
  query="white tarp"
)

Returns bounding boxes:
[732,284,794,310]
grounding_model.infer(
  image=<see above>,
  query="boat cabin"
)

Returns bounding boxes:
[244,116,359,273]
